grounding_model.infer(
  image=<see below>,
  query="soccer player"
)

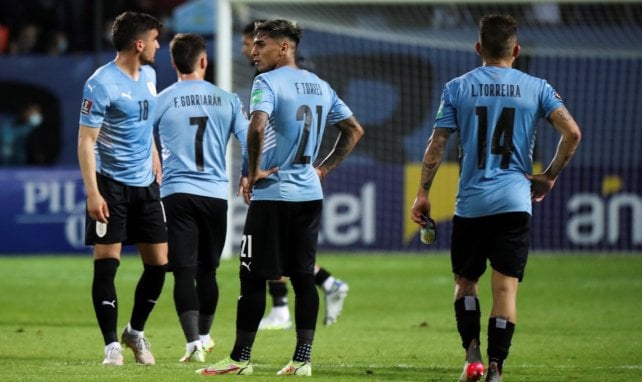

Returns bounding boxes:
[77,11,167,366]
[198,19,364,376]
[241,19,350,331]
[153,33,249,363]
[411,14,581,382]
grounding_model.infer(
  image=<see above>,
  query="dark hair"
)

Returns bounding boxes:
[479,14,518,60]
[242,19,266,37]
[170,33,206,74]
[254,19,302,45]
[111,11,162,52]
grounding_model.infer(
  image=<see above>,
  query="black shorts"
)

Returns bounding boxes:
[451,212,530,281]
[85,173,167,245]
[163,193,227,271]
[240,200,322,280]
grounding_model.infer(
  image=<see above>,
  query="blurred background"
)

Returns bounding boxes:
[0,0,640,254]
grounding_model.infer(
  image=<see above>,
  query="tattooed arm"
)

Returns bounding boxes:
[316,115,364,181]
[527,106,581,202]
[411,127,452,225]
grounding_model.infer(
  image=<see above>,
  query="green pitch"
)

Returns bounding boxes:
[0,253,640,381]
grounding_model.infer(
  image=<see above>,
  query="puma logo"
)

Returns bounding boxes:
[101,300,116,308]
[241,261,252,272]
[121,91,132,100]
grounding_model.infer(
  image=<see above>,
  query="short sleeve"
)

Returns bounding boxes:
[79,80,109,128]
[249,76,275,116]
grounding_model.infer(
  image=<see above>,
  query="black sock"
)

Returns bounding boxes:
[268,280,288,307]
[173,267,198,314]
[130,263,166,331]
[487,317,515,372]
[313,267,331,287]
[196,267,218,334]
[92,258,120,345]
[454,296,481,349]
[230,274,266,361]
[178,310,199,343]
[290,273,318,333]
[293,329,314,362]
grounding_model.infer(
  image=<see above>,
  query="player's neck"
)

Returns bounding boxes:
[483,57,514,68]
[178,72,203,81]
[114,52,142,80]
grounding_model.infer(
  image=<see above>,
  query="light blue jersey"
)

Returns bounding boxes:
[250,66,353,201]
[154,80,248,199]
[79,61,157,186]
[435,66,564,217]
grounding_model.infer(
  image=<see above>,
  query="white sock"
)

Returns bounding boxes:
[186,340,202,353]
[272,305,290,319]
[200,334,213,346]
[322,276,336,293]
[127,323,144,337]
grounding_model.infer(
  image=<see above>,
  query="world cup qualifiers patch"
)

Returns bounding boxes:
[251,89,263,106]
[81,98,93,115]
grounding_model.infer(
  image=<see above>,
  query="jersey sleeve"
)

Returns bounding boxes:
[79,79,110,128]
[326,87,353,125]
[541,82,565,118]
[434,83,457,129]
[231,94,250,176]
[249,76,275,116]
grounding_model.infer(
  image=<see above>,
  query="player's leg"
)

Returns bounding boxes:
[92,243,123,366]
[451,215,487,381]
[486,212,530,381]
[259,279,292,330]
[163,193,206,362]
[86,173,128,365]
[197,201,277,375]
[194,196,228,355]
[276,200,321,376]
[122,183,168,365]
[315,264,349,326]
[486,270,518,382]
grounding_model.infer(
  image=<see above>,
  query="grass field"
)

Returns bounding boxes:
[0,253,641,381]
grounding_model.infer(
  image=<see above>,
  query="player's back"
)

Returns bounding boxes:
[437,66,563,217]
[155,80,248,199]
[250,66,352,202]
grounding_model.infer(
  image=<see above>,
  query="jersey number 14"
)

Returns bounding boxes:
[475,106,515,169]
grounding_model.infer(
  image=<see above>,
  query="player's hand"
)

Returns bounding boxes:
[315,166,328,181]
[526,173,556,202]
[237,176,251,205]
[411,194,431,226]
[152,154,163,185]
[86,193,109,223]
[249,167,279,190]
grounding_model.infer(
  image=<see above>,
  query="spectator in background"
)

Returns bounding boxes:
[0,102,42,166]
[45,29,70,56]
[9,24,41,54]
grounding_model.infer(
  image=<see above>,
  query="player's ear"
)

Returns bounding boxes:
[135,39,144,53]
[200,53,208,70]
[474,41,482,56]
[513,43,521,59]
